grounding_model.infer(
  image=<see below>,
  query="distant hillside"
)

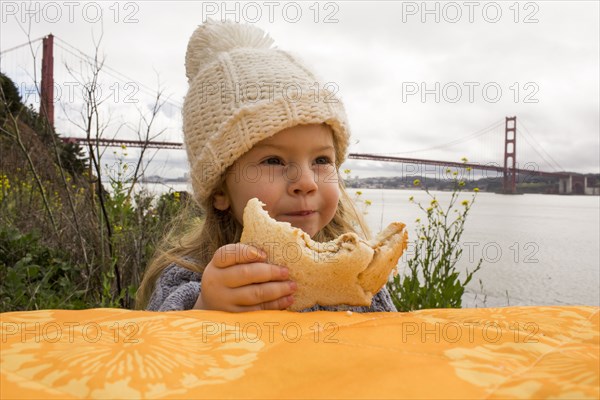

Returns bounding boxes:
[345,173,599,194]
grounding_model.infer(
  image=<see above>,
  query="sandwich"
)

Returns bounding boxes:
[240,198,408,311]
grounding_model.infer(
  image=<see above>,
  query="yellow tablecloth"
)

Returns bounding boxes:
[1,306,598,399]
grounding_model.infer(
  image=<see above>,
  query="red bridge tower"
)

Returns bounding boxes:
[40,34,54,128]
[503,116,517,194]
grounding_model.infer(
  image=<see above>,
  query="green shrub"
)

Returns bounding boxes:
[387,161,483,311]
[0,225,88,311]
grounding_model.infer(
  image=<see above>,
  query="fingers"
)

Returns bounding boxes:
[220,262,290,288]
[234,281,297,307]
[225,282,295,312]
[233,295,295,312]
[223,296,295,312]
[203,281,296,312]
[256,294,295,311]
[212,243,290,287]
[211,243,266,268]
[201,243,298,312]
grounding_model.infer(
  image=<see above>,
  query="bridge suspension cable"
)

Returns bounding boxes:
[0,36,45,55]
[53,36,183,109]
[377,119,504,156]
[517,120,564,172]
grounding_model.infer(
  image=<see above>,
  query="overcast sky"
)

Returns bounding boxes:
[1,1,598,178]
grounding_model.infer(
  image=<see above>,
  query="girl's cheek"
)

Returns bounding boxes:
[257,166,282,183]
[320,166,339,184]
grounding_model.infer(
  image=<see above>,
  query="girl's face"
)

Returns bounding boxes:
[213,124,340,237]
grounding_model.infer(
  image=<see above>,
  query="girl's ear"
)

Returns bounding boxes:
[213,189,230,211]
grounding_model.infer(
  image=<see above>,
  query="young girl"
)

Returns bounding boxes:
[136,20,397,313]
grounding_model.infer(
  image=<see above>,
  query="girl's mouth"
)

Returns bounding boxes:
[285,210,315,217]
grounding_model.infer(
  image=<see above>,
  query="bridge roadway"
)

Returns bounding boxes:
[62,137,568,179]
[349,153,568,179]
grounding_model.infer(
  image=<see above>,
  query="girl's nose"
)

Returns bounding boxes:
[286,162,318,195]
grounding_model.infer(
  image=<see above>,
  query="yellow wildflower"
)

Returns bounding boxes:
[413,179,420,186]
[461,157,468,163]
[364,200,372,206]
[461,200,469,206]
[356,190,362,196]
[474,187,480,192]
[0,174,10,197]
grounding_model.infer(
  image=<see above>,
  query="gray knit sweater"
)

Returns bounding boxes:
[147,264,398,312]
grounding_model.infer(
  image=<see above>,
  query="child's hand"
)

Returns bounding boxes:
[193,243,297,312]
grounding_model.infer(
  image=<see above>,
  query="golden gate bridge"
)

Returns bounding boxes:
[1,34,591,195]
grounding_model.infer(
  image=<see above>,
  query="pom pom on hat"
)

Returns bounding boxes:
[185,19,275,81]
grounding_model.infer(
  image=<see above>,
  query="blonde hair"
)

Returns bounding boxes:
[135,176,371,310]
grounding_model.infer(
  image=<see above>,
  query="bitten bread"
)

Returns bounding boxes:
[240,198,408,311]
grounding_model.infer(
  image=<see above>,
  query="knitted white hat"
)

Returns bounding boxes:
[182,19,351,205]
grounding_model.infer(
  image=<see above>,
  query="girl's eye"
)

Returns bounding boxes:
[315,156,333,165]
[263,157,283,165]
